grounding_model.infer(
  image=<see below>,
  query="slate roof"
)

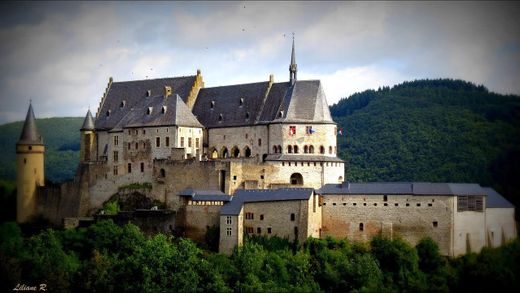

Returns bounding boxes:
[18,103,43,145]
[178,188,232,202]
[483,187,514,208]
[221,188,314,215]
[265,154,344,162]
[81,109,95,131]
[193,81,270,128]
[318,182,489,196]
[193,80,334,128]
[110,94,202,130]
[95,76,196,130]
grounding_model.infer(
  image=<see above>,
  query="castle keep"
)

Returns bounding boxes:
[16,39,516,256]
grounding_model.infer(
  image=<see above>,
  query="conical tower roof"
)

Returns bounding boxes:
[18,103,43,145]
[81,109,95,131]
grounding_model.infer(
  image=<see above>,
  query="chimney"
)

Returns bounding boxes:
[164,86,172,97]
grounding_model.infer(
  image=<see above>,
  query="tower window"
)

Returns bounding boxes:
[156,137,160,147]
[140,162,144,172]
[166,137,170,147]
[359,223,364,231]
[290,213,295,221]
[127,163,132,173]
[258,138,262,146]
[24,158,27,164]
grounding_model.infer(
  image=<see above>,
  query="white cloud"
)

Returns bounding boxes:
[300,65,411,106]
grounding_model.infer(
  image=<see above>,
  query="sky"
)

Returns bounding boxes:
[0,1,519,124]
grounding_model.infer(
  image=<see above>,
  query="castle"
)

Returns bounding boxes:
[16,39,516,256]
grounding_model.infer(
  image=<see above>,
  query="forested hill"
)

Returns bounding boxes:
[0,117,83,183]
[332,78,520,210]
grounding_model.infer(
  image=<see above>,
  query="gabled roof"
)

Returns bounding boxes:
[221,188,314,215]
[193,81,269,128]
[193,80,334,128]
[95,76,196,130]
[81,109,95,131]
[18,103,43,145]
[483,187,514,208]
[114,94,203,129]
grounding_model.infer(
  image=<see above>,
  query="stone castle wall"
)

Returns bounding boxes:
[321,194,455,256]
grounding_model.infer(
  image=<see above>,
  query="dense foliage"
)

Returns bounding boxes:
[0,117,82,183]
[331,79,520,214]
[1,220,519,292]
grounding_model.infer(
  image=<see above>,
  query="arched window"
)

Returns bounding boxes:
[309,145,315,153]
[320,146,325,154]
[338,176,343,182]
[210,148,218,159]
[304,145,308,153]
[273,145,278,153]
[294,145,299,154]
[329,146,333,154]
[244,146,252,157]
[290,173,303,185]
[221,147,229,158]
[288,145,293,153]
[277,145,282,153]
[231,146,240,158]
[160,168,166,178]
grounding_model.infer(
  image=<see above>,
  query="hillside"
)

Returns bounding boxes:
[0,117,83,183]
[331,78,520,211]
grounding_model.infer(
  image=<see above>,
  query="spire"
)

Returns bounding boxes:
[18,102,43,145]
[81,109,95,131]
[289,33,297,84]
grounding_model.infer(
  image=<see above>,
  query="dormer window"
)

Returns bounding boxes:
[147,107,153,115]
[120,100,126,108]
[146,90,151,97]
[245,112,250,120]
[106,110,111,117]
[218,114,223,122]
[239,97,244,106]
[279,111,284,118]
[210,100,215,109]
[161,106,167,114]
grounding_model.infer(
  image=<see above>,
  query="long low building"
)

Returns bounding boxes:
[213,183,515,256]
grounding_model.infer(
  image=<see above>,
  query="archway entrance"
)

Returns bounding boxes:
[290,173,303,185]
